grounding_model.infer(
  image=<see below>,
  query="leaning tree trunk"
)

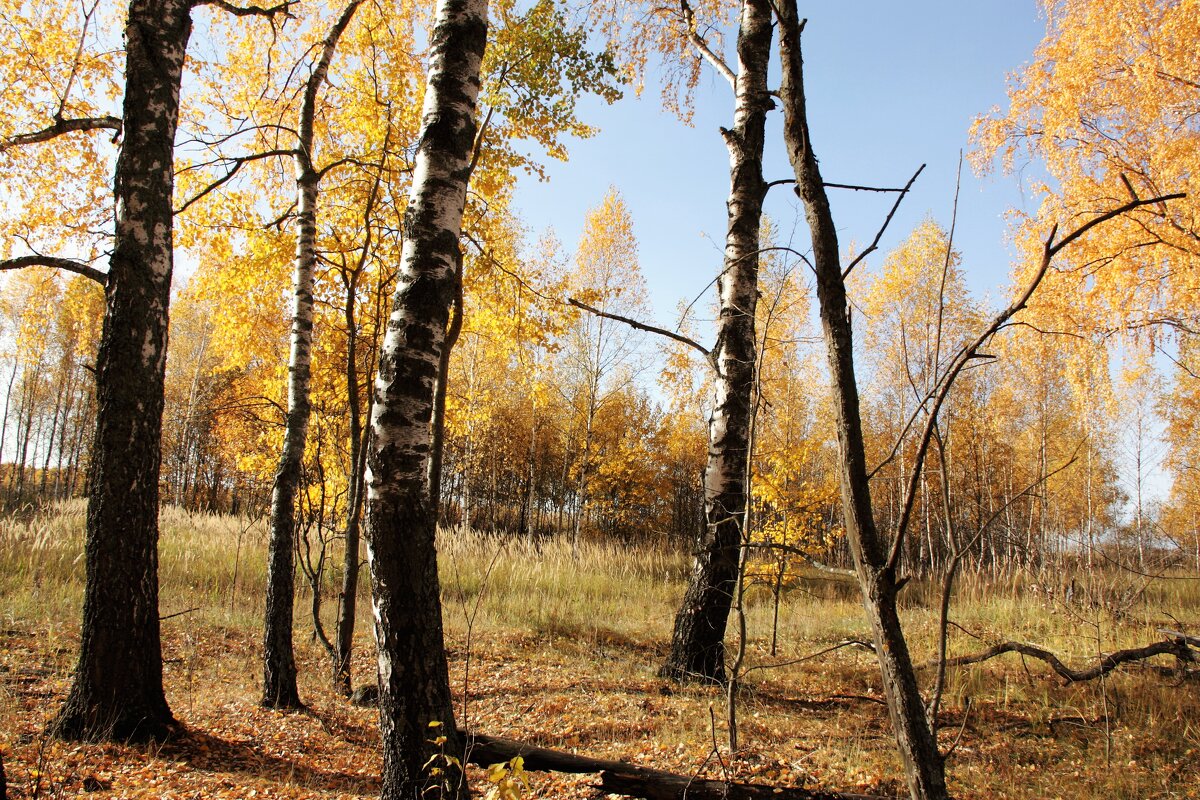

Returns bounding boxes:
[52,0,192,743]
[262,0,362,709]
[363,0,487,796]
[662,0,773,684]
[775,4,948,799]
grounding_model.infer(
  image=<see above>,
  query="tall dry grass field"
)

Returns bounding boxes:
[0,503,1197,799]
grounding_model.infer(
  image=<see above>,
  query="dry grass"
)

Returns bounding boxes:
[1,504,1199,799]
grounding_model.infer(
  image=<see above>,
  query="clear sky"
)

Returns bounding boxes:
[514,0,1048,326]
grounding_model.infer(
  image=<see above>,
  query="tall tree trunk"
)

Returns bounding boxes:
[262,0,361,710]
[52,0,192,743]
[775,4,948,799]
[14,374,37,498]
[0,362,15,495]
[571,369,599,557]
[333,247,375,695]
[363,0,487,795]
[661,0,772,684]
[40,373,66,498]
[428,252,463,517]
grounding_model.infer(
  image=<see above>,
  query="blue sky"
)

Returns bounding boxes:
[515,0,1048,326]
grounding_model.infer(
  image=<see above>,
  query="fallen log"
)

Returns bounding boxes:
[936,635,1195,683]
[463,731,881,800]
[1157,628,1200,649]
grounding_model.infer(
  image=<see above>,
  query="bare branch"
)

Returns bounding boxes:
[1048,191,1185,259]
[680,0,736,89]
[741,639,875,677]
[885,190,1187,575]
[461,231,559,305]
[194,0,296,17]
[315,155,392,181]
[175,149,294,214]
[840,164,925,279]
[935,637,1195,683]
[1,116,122,152]
[825,181,916,193]
[0,255,107,285]
[568,297,714,367]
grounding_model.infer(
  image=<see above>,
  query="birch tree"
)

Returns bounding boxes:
[661,0,773,684]
[562,188,647,553]
[42,0,194,742]
[261,0,363,712]
[0,0,292,741]
[362,0,487,795]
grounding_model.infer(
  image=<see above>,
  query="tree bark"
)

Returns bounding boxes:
[262,0,361,710]
[774,5,948,799]
[363,0,487,796]
[52,0,192,743]
[662,0,772,684]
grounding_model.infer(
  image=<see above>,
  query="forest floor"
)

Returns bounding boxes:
[1,504,1199,799]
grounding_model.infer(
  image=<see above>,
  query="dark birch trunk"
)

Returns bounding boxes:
[428,251,463,517]
[40,368,68,498]
[363,0,487,796]
[0,364,15,493]
[334,278,366,696]
[52,0,192,743]
[571,352,601,557]
[661,0,772,684]
[775,4,948,798]
[262,0,360,710]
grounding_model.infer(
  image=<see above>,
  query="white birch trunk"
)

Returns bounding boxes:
[262,0,362,710]
[362,0,487,795]
[662,0,773,683]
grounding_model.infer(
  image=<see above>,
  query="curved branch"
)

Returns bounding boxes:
[568,297,714,368]
[937,637,1195,683]
[0,255,107,285]
[194,0,296,17]
[1,116,122,152]
[885,190,1187,574]
[175,149,294,214]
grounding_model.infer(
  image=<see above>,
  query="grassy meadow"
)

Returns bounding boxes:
[1,501,1198,799]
